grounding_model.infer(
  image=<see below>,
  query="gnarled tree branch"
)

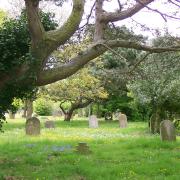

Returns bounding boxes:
[43,0,85,53]
[102,0,154,23]
[37,40,180,86]
[24,0,45,46]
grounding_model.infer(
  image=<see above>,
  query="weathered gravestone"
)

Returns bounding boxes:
[76,142,91,154]
[119,113,128,128]
[89,115,98,128]
[160,120,176,141]
[45,120,55,129]
[25,117,40,135]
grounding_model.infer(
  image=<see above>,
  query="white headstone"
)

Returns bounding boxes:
[119,113,128,128]
[89,115,98,128]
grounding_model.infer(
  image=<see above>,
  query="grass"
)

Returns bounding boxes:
[0,118,180,180]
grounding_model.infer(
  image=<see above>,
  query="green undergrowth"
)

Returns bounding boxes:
[0,118,179,180]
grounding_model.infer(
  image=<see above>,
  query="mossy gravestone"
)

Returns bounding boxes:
[119,113,128,128]
[160,120,176,141]
[45,120,55,129]
[76,142,91,154]
[25,117,40,135]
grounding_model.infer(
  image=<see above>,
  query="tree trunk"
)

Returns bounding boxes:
[26,99,33,120]
[88,104,92,117]
[78,108,84,117]
[9,111,15,119]
[150,115,161,134]
[22,100,28,118]
[149,107,165,134]
[64,111,73,122]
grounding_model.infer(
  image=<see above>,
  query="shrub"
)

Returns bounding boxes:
[9,98,22,114]
[173,119,180,130]
[34,98,52,116]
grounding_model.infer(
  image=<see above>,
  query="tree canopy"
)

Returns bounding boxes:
[40,68,108,121]
[128,36,180,133]
[0,9,57,128]
[0,0,180,129]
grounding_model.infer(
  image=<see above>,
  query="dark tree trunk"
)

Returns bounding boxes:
[22,100,28,118]
[9,111,15,119]
[149,107,165,134]
[26,99,33,120]
[64,111,73,122]
[150,115,161,134]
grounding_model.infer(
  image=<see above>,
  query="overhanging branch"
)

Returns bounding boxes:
[102,0,154,22]
[37,39,180,86]
[44,0,85,51]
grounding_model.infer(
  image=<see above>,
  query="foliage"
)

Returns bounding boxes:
[128,36,180,131]
[128,53,180,116]
[93,27,145,119]
[0,10,57,129]
[9,98,22,114]
[174,119,180,130]
[0,9,6,26]
[40,68,108,120]
[34,98,53,116]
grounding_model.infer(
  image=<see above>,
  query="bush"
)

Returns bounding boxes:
[173,119,180,130]
[34,98,52,116]
[9,98,22,114]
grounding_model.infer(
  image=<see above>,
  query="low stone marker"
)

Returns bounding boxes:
[160,120,176,141]
[45,120,55,129]
[119,113,128,128]
[25,117,40,135]
[76,142,91,154]
[89,115,98,128]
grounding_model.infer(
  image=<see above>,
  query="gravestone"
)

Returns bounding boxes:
[89,115,98,128]
[76,142,91,154]
[25,117,40,135]
[119,113,128,128]
[45,120,55,129]
[160,120,176,141]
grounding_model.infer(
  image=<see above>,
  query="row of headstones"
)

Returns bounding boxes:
[25,117,55,135]
[25,114,128,135]
[89,114,128,128]
[26,115,176,141]
[88,116,177,141]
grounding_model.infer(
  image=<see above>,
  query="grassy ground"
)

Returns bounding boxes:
[0,118,179,180]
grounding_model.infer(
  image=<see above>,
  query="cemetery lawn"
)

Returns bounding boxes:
[0,118,180,180]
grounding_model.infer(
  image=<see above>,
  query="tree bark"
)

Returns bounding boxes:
[64,111,73,121]
[36,40,180,86]
[149,107,165,134]
[9,111,15,119]
[22,100,28,118]
[94,0,106,41]
[26,99,33,120]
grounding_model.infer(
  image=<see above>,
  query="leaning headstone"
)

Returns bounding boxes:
[45,120,55,129]
[76,142,91,154]
[160,120,176,141]
[25,117,40,135]
[89,115,98,128]
[119,113,128,128]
